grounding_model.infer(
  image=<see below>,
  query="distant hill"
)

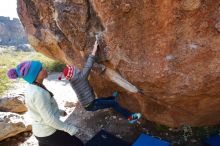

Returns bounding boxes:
[0,16,28,46]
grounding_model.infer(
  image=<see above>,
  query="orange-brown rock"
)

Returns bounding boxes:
[17,0,220,127]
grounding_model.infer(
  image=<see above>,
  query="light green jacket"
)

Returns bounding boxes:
[25,84,78,137]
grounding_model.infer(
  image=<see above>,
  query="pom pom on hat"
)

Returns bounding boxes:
[7,61,42,84]
[7,68,18,79]
[58,65,74,81]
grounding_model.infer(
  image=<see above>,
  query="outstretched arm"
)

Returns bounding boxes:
[80,40,98,79]
[91,40,98,56]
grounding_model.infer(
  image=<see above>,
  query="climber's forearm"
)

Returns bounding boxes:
[91,40,98,56]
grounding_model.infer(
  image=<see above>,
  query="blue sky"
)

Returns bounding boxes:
[0,0,18,19]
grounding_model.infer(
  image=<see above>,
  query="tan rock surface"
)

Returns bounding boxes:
[0,112,31,141]
[0,94,27,113]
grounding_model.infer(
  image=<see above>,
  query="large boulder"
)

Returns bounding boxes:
[17,0,220,127]
[0,16,28,46]
[0,112,31,141]
[0,94,27,113]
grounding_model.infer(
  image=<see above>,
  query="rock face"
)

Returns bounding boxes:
[0,16,28,46]
[17,0,220,127]
[0,112,31,141]
[0,94,27,113]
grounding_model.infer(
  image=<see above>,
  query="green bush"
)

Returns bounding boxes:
[44,61,66,72]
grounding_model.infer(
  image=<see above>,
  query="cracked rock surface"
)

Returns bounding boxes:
[17,0,220,127]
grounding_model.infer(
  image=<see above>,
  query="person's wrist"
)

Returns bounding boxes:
[92,50,96,55]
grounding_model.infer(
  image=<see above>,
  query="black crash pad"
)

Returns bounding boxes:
[85,130,131,146]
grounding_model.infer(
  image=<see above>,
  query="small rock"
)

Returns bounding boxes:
[122,3,131,13]
[142,128,149,134]
[23,132,31,137]
[118,118,122,121]
[113,116,117,119]
[28,132,32,136]
[215,21,220,32]
[64,101,76,108]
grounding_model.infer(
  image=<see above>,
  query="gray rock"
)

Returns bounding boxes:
[0,16,28,46]
[16,44,34,52]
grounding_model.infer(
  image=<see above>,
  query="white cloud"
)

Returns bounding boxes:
[0,0,18,19]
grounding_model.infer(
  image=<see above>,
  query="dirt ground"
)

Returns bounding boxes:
[0,73,216,146]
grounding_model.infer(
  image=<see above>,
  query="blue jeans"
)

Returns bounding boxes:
[85,96,132,119]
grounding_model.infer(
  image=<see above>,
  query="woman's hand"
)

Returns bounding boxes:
[91,40,98,56]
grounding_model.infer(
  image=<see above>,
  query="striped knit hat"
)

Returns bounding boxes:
[7,61,42,84]
[58,65,74,80]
